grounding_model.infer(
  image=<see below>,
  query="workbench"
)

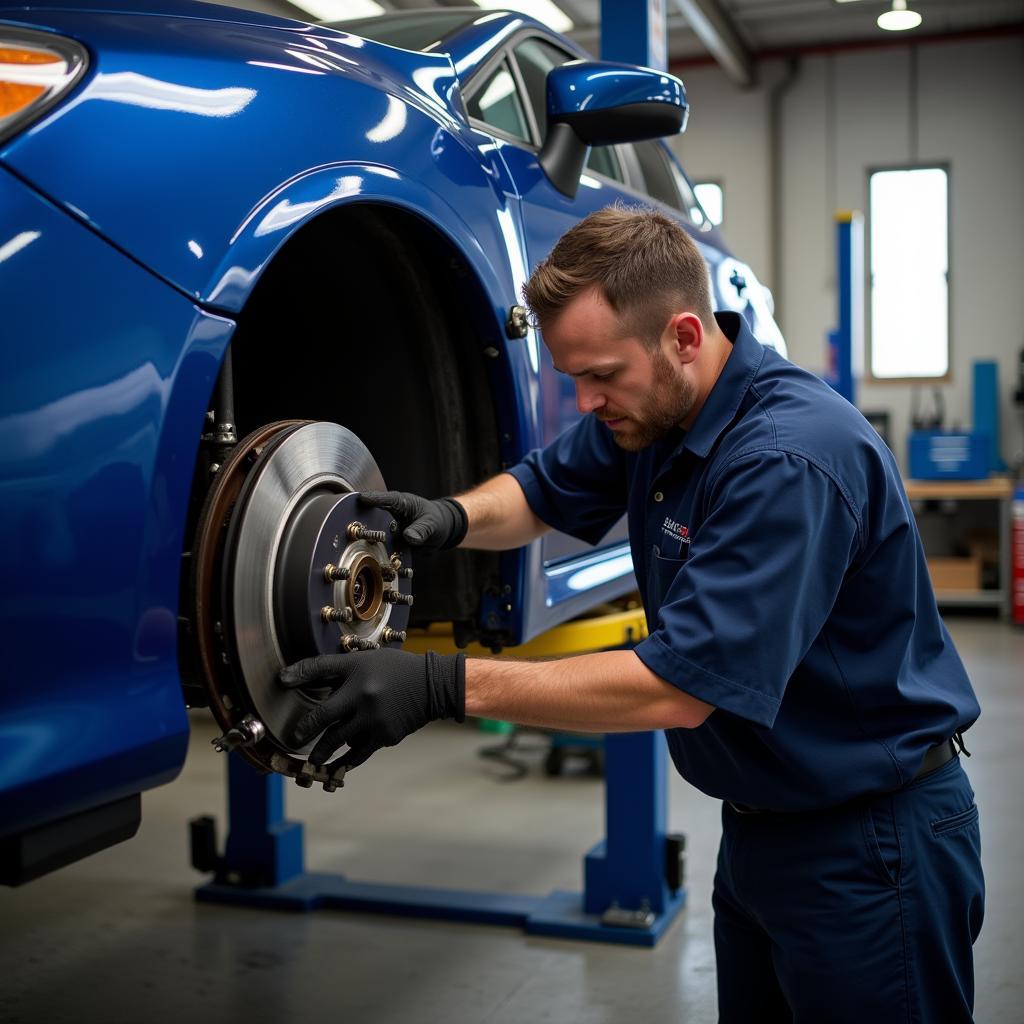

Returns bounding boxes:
[903,477,1014,618]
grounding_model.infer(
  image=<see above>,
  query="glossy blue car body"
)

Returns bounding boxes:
[0,0,785,871]
[547,60,688,121]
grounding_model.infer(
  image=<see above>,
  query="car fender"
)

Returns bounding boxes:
[0,164,233,837]
[0,9,505,311]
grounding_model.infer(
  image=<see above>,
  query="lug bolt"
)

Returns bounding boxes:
[398,567,414,580]
[321,605,353,623]
[322,764,347,793]
[390,555,403,570]
[379,562,397,582]
[383,590,414,606]
[381,627,407,644]
[347,522,387,544]
[340,634,382,652]
[324,563,350,582]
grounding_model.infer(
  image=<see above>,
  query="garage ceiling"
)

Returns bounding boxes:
[581,0,1024,60]
[219,0,1024,66]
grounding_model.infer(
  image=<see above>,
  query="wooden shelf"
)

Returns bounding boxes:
[931,590,1004,607]
[904,478,1014,501]
[902,476,1013,619]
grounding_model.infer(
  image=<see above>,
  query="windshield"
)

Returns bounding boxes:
[328,12,478,52]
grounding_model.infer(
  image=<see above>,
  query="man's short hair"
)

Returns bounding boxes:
[522,204,714,346]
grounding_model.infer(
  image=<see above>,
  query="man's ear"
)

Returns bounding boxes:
[669,312,704,365]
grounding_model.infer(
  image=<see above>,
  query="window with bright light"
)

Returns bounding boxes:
[694,181,723,226]
[869,167,949,378]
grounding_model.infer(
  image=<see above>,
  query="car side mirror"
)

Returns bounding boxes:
[539,60,688,198]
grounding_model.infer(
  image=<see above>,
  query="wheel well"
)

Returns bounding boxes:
[227,203,506,632]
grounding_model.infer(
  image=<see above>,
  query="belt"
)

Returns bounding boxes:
[914,737,958,780]
[727,737,962,816]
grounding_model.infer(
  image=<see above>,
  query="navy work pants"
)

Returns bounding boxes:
[713,757,984,1023]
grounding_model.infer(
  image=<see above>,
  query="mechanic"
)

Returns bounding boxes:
[280,205,984,1023]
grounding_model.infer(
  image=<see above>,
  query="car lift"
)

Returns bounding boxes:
[191,606,687,947]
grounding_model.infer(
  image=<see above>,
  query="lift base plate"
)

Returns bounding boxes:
[196,874,685,948]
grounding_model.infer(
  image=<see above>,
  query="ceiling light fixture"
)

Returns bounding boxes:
[472,0,574,34]
[877,0,922,32]
[288,0,385,21]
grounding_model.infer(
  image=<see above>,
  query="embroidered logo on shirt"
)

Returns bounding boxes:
[661,518,690,545]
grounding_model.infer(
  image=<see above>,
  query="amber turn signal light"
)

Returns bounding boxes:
[0,48,60,117]
[0,32,87,144]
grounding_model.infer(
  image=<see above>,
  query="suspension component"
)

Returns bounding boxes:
[347,522,387,544]
[211,714,266,753]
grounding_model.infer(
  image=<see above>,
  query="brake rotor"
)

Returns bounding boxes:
[190,421,413,791]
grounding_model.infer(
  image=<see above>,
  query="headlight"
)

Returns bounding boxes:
[0,27,87,145]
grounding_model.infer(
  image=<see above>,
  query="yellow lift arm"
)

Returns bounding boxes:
[403,603,648,659]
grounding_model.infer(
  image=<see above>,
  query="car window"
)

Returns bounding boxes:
[511,37,623,183]
[633,140,682,211]
[586,145,623,182]
[465,59,530,143]
[512,37,564,139]
[666,153,709,228]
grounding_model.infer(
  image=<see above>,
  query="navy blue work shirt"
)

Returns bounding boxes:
[507,312,980,811]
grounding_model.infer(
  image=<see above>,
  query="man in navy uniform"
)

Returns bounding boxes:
[281,206,984,1022]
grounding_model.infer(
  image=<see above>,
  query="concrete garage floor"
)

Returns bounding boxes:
[1,618,1021,1024]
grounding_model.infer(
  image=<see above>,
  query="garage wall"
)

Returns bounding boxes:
[668,35,1024,473]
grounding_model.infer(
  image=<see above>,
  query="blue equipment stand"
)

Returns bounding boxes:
[825,211,863,406]
[194,730,685,947]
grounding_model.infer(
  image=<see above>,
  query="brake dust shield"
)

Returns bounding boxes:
[190,421,413,791]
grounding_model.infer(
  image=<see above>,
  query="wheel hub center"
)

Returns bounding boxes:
[273,490,407,665]
[347,552,383,621]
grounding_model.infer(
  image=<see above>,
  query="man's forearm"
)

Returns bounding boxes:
[464,649,713,732]
[454,472,549,550]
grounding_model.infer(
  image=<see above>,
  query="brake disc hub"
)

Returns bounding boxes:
[273,491,398,664]
[188,420,412,790]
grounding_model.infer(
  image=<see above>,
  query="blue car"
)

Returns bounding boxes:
[0,1,785,882]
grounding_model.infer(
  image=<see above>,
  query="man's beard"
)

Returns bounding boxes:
[603,348,697,452]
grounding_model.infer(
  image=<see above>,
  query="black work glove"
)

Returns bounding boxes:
[279,648,465,768]
[360,490,468,549]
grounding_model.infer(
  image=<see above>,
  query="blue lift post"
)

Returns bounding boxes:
[600,0,668,70]
[196,735,684,944]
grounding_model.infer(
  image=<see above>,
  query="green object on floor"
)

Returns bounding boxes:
[479,718,514,735]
